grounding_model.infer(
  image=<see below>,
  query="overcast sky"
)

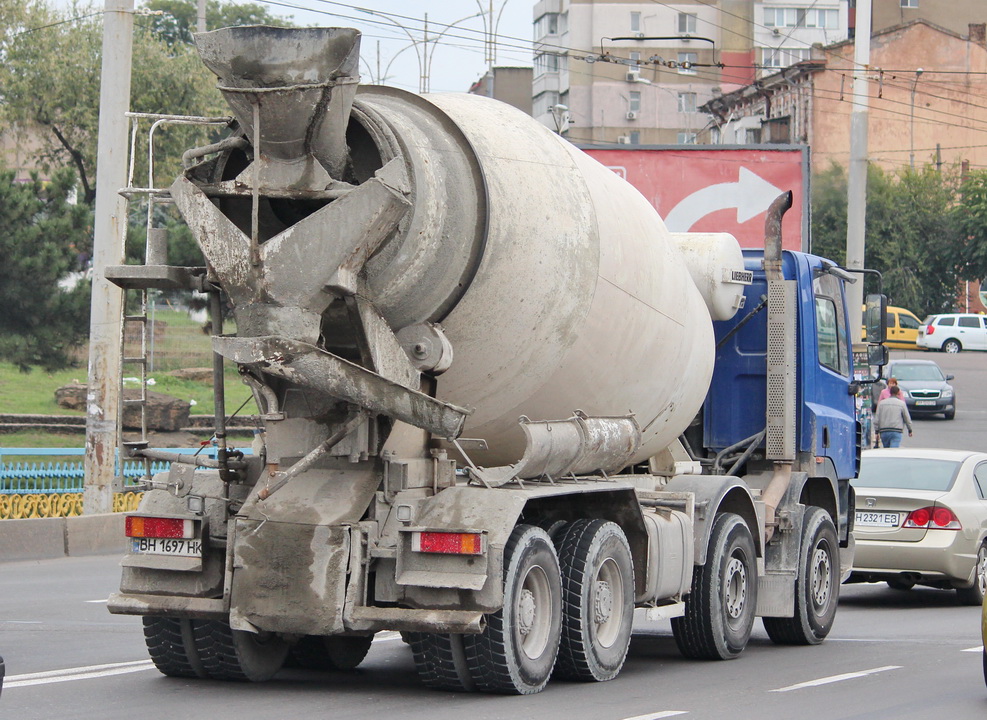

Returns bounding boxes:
[55,1,537,94]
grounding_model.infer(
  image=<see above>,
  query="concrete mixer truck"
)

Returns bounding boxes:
[106,26,888,695]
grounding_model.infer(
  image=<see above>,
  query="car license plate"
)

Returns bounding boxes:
[130,537,202,557]
[855,511,900,527]
[915,400,936,406]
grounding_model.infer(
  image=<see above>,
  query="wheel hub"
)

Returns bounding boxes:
[811,547,832,607]
[594,580,613,625]
[725,557,747,618]
[977,548,987,596]
[517,587,536,636]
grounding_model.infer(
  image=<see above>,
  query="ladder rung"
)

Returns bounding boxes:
[122,397,146,404]
[122,356,147,364]
[124,315,148,323]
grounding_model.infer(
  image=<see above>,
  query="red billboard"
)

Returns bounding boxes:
[581,146,808,252]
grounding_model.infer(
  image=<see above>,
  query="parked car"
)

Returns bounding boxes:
[848,448,987,605]
[982,594,987,687]
[883,358,955,419]
[917,313,987,353]
[862,304,923,349]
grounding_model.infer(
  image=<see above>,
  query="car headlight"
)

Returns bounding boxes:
[942,387,953,398]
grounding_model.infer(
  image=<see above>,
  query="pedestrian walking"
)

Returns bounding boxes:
[877,376,898,404]
[875,384,913,448]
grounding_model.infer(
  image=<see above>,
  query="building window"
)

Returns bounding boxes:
[762,47,812,68]
[629,91,641,113]
[629,131,641,145]
[765,7,839,29]
[535,12,560,37]
[534,52,560,75]
[677,132,697,144]
[630,11,641,32]
[678,92,697,113]
[678,12,697,34]
[629,51,641,67]
[533,91,560,118]
[678,52,697,74]
[901,0,918,7]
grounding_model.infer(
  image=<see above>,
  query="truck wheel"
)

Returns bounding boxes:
[142,616,209,678]
[943,339,962,353]
[408,633,475,691]
[763,507,840,645]
[193,619,289,681]
[956,544,987,606]
[553,519,634,682]
[464,524,562,694]
[288,635,375,671]
[671,513,757,660]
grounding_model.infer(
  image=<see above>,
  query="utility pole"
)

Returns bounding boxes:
[197,0,206,33]
[846,0,871,344]
[84,0,134,515]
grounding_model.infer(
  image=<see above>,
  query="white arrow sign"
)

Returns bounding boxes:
[663,167,784,232]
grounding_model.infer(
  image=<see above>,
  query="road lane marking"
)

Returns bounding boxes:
[961,646,984,653]
[5,660,155,689]
[771,665,901,692]
[621,712,688,719]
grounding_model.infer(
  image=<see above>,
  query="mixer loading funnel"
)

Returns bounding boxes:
[195,25,361,179]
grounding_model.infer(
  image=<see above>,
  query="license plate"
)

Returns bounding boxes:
[855,511,900,527]
[130,537,202,557]
[915,400,936,406]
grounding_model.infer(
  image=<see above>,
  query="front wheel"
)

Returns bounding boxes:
[464,524,562,694]
[763,507,840,645]
[956,544,987,606]
[943,339,962,353]
[672,513,758,660]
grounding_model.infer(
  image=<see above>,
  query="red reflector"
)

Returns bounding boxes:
[125,516,192,539]
[413,531,483,555]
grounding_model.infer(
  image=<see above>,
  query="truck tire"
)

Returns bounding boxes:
[193,619,289,681]
[464,524,562,694]
[553,519,634,682]
[408,633,475,691]
[288,634,375,671]
[955,543,987,606]
[763,507,840,645]
[671,513,757,660]
[142,616,209,678]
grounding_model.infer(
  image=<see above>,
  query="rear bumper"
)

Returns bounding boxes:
[852,531,978,585]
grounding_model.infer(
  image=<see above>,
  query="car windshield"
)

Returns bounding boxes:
[853,457,960,491]
[890,364,945,382]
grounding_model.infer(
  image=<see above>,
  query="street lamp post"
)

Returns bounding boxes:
[909,67,924,169]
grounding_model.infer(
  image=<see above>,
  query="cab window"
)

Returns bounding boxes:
[813,274,848,376]
[939,317,955,327]
[898,313,920,330]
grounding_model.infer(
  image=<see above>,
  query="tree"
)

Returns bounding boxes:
[810,162,965,316]
[144,0,283,48]
[0,166,94,371]
[952,169,987,285]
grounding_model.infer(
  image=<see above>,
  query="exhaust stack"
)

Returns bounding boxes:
[195,25,361,182]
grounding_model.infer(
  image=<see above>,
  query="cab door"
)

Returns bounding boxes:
[886,309,921,349]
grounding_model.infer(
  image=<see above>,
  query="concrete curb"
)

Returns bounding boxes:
[0,514,126,562]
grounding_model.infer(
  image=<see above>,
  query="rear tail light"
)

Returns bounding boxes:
[926,324,935,335]
[125,516,195,539]
[902,506,961,530]
[411,531,484,555]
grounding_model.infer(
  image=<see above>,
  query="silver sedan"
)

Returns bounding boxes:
[848,448,987,605]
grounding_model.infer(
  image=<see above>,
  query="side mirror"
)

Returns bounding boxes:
[946,374,955,381]
[868,344,889,368]
[864,293,887,344]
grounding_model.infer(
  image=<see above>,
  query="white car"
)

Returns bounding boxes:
[917,313,987,353]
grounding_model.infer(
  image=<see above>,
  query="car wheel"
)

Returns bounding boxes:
[956,543,987,606]
[944,404,956,420]
[942,339,962,353]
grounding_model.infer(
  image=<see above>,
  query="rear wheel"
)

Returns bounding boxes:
[289,635,374,671]
[763,507,840,645]
[464,524,562,694]
[408,633,475,691]
[943,339,962,353]
[672,513,757,660]
[553,519,634,682]
[142,616,208,678]
[193,620,289,681]
[956,543,987,606]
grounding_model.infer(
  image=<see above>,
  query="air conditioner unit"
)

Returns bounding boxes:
[626,70,640,82]
[625,111,638,120]
[617,135,632,144]
[772,28,781,36]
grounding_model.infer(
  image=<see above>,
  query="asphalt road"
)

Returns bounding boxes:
[2,347,985,719]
